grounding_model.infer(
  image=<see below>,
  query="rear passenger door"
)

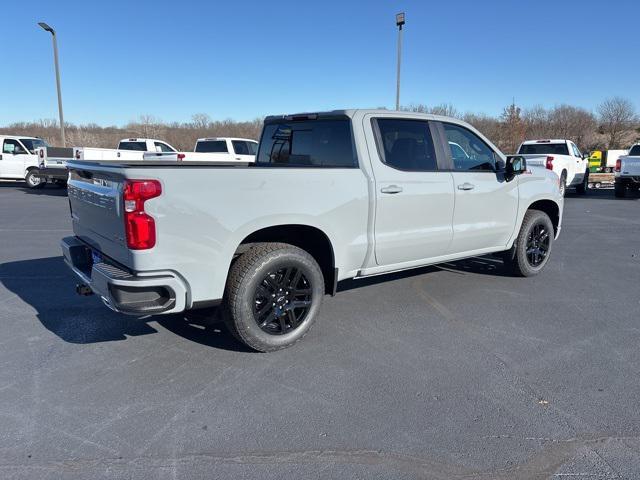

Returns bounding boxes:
[366,116,455,266]
[437,121,519,254]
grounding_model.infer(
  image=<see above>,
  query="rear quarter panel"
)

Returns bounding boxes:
[124,166,370,305]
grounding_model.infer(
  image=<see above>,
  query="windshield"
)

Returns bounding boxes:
[519,143,569,155]
[20,138,48,153]
[629,145,640,156]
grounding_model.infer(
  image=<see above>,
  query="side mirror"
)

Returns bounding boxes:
[505,155,527,181]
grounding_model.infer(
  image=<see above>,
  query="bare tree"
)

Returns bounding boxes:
[402,103,459,118]
[597,97,637,149]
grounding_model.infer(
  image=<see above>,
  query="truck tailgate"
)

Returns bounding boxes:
[67,167,130,266]
[621,157,640,176]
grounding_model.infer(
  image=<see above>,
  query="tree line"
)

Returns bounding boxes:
[1,97,638,154]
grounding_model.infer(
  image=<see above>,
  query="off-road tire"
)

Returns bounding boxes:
[559,171,567,197]
[614,182,626,198]
[222,242,324,352]
[503,210,554,277]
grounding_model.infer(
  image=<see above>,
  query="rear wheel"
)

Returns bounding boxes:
[503,210,554,277]
[25,170,44,189]
[575,170,588,195]
[559,171,567,197]
[614,182,626,198]
[222,242,324,352]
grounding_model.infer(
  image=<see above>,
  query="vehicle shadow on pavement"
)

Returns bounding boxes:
[0,256,249,352]
[0,182,67,196]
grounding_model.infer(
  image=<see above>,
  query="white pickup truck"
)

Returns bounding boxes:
[142,137,258,162]
[0,135,49,188]
[614,143,640,197]
[61,110,563,352]
[517,139,590,195]
[36,138,180,183]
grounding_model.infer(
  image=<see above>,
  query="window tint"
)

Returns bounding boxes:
[443,123,496,171]
[119,141,148,151]
[2,139,25,154]
[374,119,437,171]
[247,141,258,155]
[630,145,640,156]
[232,140,255,155]
[519,143,569,155]
[154,142,175,152]
[570,143,581,157]
[257,119,356,167]
[195,140,228,153]
[20,138,47,152]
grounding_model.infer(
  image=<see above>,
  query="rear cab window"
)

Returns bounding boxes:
[257,117,357,167]
[519,142,570,156]
[629,145,640,156]
[196,140,228,153]
[119,141,148,151]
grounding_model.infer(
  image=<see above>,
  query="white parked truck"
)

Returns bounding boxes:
[36,138,181,182]
[517,139,590,195]
[0,135,49,188]
[61,110,563,352]
[614,143,640,197]
[143,137,258,162]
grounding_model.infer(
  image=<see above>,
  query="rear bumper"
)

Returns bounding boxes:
[616,176,640,186]
[61,236,188,315]
[34,167,68,181]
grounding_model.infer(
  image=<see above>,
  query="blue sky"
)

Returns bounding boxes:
[1,0,638,126]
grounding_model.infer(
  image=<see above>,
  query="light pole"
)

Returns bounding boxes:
[395,12,405,111]
[38,22,65,146]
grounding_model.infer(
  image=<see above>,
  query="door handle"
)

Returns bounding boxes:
[380,185,403,194]
[457,182,475,191]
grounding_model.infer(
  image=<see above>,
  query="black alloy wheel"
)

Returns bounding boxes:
[526,223,550,267]
[253,266,313,335]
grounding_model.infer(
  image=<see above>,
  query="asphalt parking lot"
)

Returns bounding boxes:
[0,181,639,479]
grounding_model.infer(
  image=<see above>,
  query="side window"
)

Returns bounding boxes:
[443,123,496,171]
[257,119,356,167]
[247,142,258,155]
[232,140,250,155]
[571,144,581,157]
[374,119,437,171]
[2,139,24,154]
[154,142,174,153]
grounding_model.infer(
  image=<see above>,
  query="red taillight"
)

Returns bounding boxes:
[177,153,185,161]
[123,180,162,250]
[545,156,554,170]
[615,159,621,172]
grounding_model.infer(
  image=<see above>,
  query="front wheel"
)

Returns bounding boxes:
[503,210,554,277]
[222,242,324,352]
[25,170,45,189]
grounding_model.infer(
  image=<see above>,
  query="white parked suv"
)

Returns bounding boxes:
[0,135,48,188]
[517,139,590,195]
[61,110,563,352]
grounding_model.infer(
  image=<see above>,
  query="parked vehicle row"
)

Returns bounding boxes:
[143,137,258,162]
[615,143,640,197]
[61,110,563,352]
[517,139,590,196]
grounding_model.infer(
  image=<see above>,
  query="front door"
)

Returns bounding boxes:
[231,140,258,162]
[439,122,519,254]
[365,116,455,266]
[1,139,27,178]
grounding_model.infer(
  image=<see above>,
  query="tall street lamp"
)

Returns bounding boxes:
[395,12,405,111]
[38,22,66,146]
